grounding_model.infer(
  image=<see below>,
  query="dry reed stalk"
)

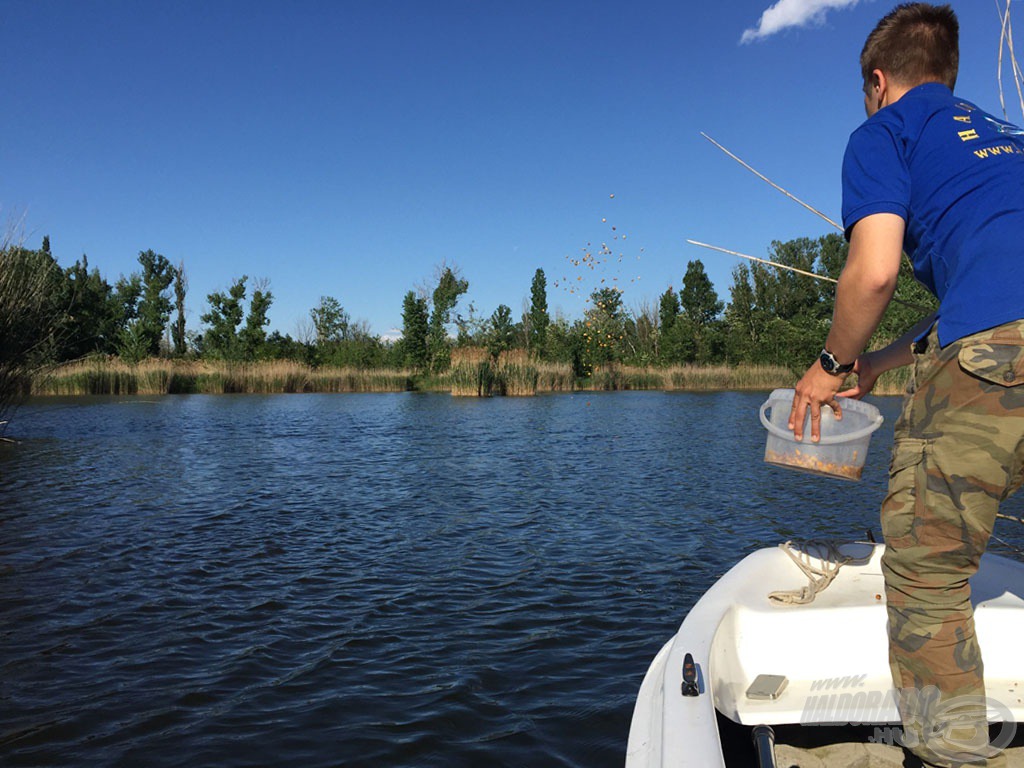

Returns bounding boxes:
[686,240,837,283]
[695,134,932,313]
[686,240,934,314]
[998,0,1024,121]
[495,348,533,366]
[450,347,490,365]
[664,364,792,392]
[700,132,843,231]
[449,360,493,397]
[493,349,539,396]
[536,362,574,392]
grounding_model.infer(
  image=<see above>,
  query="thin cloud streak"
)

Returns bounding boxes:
[741,0,862,44]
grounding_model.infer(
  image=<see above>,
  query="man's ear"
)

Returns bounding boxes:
[870,69,889,107]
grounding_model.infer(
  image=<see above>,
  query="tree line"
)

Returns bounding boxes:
[1,231,935,391]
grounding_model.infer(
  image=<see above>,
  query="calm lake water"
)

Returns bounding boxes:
[3,391,1024,767]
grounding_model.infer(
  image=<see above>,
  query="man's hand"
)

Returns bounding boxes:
[787,213,904,442]
[789,362,848,442]
[837,354,879,400]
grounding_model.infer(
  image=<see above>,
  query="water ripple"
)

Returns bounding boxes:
[2,392,1023,766]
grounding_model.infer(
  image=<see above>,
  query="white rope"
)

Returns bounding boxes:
[768,540,853,606]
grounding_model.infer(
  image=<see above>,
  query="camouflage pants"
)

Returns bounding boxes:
[881,319,1024,767]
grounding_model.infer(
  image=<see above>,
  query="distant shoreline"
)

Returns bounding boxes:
[29,358,910,397]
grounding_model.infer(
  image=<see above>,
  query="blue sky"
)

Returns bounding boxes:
[2,1,1019,340]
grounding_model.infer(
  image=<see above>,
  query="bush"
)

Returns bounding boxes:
[0,240,66,432]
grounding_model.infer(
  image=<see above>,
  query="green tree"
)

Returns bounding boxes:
[239,279,273,360]
[543,314,580,372]
[400,290,429,371]
[725,264,758,363]
[488,304,516,359]
[454,301,489,347]
[428,266,469,372]
[172,261,188,356]
[200,276,248,359]
[658,287,680,333]
[817,232,848,282]
[579,287,626,371]
[327,321,389,368]
[264,330,312,363]
[622,302,658,366]
[117,321,150,364]
[662,317,697,364]
[680,260,723,327]
[758,239,830,322]
[0,237,66,430]
[59,254,118,359]
[112,273,144,360]
[528,268,549,357]
[136,250,175,356]
[310,296,350,346]
[679,259,724,363]
[657,287,681,363]
[719,234,885,371]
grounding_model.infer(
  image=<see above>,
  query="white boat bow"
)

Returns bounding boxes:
[626,541,1024,767]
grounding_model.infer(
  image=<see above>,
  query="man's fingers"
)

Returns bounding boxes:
[789,397,806,441]
[829,397,843,420]
[809,401,822,442]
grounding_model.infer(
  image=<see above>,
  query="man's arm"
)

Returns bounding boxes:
[837,310,936,399]
[789,212,905,442]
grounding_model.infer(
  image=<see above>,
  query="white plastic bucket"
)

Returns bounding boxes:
[759,388,884,482]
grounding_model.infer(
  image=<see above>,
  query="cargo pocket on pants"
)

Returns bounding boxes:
[881,438,927,546]
[958,323,1024,387]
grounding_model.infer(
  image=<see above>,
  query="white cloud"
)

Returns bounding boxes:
[741,0,862,44]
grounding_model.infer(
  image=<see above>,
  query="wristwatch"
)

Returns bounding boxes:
[819,348,855,376]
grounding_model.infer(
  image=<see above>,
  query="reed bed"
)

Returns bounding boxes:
[664,364,794,391]
[446,348,565,397]
[449,348,494,397]
[873,366,912,397]
[580,365,659,392]
[32,356,904,398]
[536,362,575,392]
[575,364,794,392]
[448,348,544,396]
[448,349,572,397]
[493,350,540,397]
[33,358,414,395]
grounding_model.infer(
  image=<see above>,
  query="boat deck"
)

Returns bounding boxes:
[714,542,1024,727]
[626,541,1024,767]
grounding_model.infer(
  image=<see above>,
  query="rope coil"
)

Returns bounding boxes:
[768,540,853,606]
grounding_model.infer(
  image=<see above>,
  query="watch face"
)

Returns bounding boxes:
[819,351,836,373]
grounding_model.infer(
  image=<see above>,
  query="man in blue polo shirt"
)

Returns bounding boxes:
[788,3,1024,766]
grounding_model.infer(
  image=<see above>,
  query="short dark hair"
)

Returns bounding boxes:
[861,3,959,91]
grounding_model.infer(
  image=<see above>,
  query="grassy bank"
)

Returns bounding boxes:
[31,356,911,397]
[582,364,794,392]
[32,359,416,396]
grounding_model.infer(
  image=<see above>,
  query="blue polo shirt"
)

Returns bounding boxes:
[842,82,1024,346]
